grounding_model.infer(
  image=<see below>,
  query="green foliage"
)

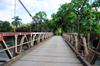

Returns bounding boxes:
[51,0,100,33]
[55,28,62,35]
[0,21,13,32]
[12,16,22,28]
[76,55,80,58]
[92,46,96,50]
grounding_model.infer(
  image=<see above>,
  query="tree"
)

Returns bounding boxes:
[0,21,13,32]
[34,11,47,23]
[51,0,100,33]
[11,16,22,28]
[33,11,47,32]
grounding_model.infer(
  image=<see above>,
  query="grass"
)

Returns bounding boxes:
[76,55,80,58]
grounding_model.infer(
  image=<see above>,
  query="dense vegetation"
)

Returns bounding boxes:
[0,0,100,34]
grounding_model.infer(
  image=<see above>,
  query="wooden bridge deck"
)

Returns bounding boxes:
[10,36,83,66]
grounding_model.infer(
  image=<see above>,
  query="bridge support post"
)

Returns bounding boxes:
[82,37,88,60]
[44,34,46,40]
[38,34,40,43]
[71,35,73,45]
[25,36,30,49]
[91,38,100,64]
[13,35,18,57]
[0,40,13,59]
[42,34,44,41]
[18,36,25,53]
[88,33,93,63]
[31,35,35,47]
[75,35,78,51]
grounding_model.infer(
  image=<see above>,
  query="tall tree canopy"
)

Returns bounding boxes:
[12,16,22,28]
[51,0,100,33]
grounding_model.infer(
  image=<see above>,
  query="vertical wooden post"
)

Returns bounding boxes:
[13,35,18,57]
[0,40,13,59]
[42,34,44,41]
[25,36,30,48]
[31,35,35,47]
[75,35,78,50]
[18,36,25,53]
[69,35,70,42]
[29,34,32,47]
[82,37,88,59]
[45,34,46,40]
[91,38,100,64]
[77,36,81,50]
[71,35,73,45]
[38,34,40,43]
[88,33,93,63]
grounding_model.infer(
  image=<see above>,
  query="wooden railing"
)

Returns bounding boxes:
[63,33,100,65]
[0,32,53,60]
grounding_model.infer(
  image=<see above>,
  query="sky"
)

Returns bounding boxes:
[0,0,96,24]
[0,0,71,24]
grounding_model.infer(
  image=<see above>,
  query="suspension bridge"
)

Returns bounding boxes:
[0,0,100,66]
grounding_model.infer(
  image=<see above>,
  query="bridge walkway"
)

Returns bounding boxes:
[10,36,83,66]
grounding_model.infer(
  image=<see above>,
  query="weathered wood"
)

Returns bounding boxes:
[0,40,13,59]
[13,35,18,57]
[25,36,30,48]
[75,35,78,50]
[9,36,83,66]
[91,38,100,64]
[38,34,40,43]
[70,35,73,45]
[44,34,46,40]
[29,35,32,47]
[82,37,88,59]
[31,35,35,47]
[88,33,93,63]
[42,34,44,41]
[18,36,25,53]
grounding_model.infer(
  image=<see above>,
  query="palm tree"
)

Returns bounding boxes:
[12,16,22,28]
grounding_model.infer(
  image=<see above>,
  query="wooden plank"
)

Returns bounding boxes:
[70,35,73,45]
[91,38,100,64]
[25,36,30,48]
[13,35,18,57]
[75,35,78,50]
[31,35,35,47]
[0,40,13,59]
[82,37,88,59]
[38,34,40,43]
[42,34,44,41]
[88,33,93,63]
[18,36,25,53]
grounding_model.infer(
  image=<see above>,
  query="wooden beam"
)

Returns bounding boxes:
[88,33,93,63]
[31,35,35,47]
[42,34,44,41]
[70,35,73,45]
[38,34,40,43]
[82,37,88,59]
[75,35,78,50]
[13,35,18,57]
[0,40,13,59]
[91,38,100,64]
[18,36,25,53]
[25,36,30,48]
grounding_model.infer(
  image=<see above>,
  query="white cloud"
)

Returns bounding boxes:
[0,0,71,24]
[21,0,71,10]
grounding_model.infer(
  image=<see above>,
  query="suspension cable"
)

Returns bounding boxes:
[14,0,16,33]
[18,0,46,32]
[30,17,31,32]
